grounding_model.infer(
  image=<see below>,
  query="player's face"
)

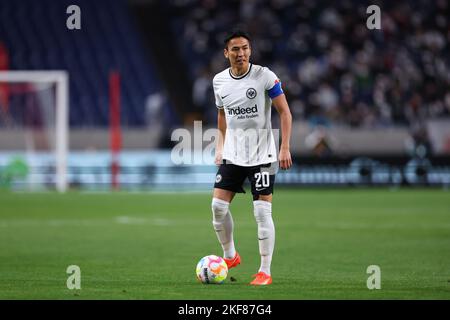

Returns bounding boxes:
[224,37,251,69]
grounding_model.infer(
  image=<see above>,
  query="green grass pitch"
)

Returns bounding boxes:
[0,189,449,299]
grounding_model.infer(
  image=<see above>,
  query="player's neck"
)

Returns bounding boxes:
[230,63,250,77]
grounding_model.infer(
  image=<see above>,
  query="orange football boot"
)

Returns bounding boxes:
[223,252,241,269]
[250,271,272,285]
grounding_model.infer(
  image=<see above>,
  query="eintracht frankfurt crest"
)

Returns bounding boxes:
[246,88,257,99]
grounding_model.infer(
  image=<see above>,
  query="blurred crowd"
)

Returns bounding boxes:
[167,0,450,133]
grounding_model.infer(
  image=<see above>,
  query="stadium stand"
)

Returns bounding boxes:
[0,0,175,128]
[164,0,450,130]
[0,0,448,153]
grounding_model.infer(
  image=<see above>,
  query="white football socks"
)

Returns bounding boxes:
[253,200,275,275]
[211,198,236,259]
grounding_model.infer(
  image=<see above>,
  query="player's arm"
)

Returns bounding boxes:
[215,108,227,165]
[272,94,293,170]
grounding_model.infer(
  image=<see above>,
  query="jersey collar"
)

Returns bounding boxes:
[229,63,252,80]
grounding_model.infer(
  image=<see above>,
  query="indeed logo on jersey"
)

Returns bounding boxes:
[227,104,259,119]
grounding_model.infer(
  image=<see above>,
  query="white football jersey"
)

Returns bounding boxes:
[213,64,282,167]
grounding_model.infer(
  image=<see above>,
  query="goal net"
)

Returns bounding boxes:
[0,71,68,192]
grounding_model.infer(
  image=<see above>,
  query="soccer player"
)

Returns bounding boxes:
[211,30,293,285]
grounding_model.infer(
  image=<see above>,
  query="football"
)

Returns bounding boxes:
[195,255,228,284]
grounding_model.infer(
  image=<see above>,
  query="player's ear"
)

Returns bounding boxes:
[223,48,229,59]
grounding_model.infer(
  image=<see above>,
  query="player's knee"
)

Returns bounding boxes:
[211,197,229,220]
[258,226,271,239]
[253,200,272,223]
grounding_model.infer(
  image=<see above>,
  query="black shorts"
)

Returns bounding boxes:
[214,161,278,200]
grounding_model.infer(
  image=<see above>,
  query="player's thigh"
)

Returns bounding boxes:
[213,163,246,201]
[248,163,276,202]
[257,194,272,203]
[213,188,235,203]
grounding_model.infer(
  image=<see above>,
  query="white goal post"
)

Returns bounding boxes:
[0,71,69,192]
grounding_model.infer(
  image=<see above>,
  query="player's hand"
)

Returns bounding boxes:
[279,148,292,170]
[215,151,223,166]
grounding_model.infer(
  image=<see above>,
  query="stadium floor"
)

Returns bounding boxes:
[0,189,449,299]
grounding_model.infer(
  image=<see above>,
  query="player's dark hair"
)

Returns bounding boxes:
[224,30,251,48]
